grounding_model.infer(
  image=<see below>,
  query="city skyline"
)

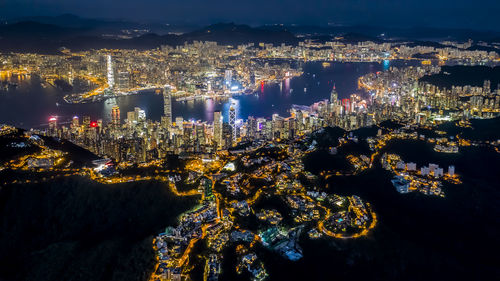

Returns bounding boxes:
[0,2,499,281]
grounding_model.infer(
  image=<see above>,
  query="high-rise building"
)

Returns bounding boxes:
[483,80,491,94]
[163,86,172,128]
[111,106,120,126]
[429,163,439,174]
[247,116,257,138]
[175,117,184,131]
[406,162,417,171]
[117,71,129,90]
[134,107,146,121]
[48,116,57,135]
[213,111,223,149]
[224,70,232,86]
[421,166,430,176]
[138,109,146,121]
[272,114,284,139]
[107,55,114,89]
[342,99,350,114]
[72,116,79,128]
[229,105,236,146]
[448,165,455,176]
[434,167,444,178]
[127,111,136,124]
[83,116,91,127]
[195,123,205,147]
[330,84,338,103]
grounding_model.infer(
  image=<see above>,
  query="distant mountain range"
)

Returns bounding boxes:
[0,19,299,53]
[277,25,500,41]
[1,14,500,53]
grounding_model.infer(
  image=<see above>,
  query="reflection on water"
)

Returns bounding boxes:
[0,61,424,129]
[383,59,390,71]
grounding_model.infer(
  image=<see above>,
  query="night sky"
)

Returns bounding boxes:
[1,0,500,30]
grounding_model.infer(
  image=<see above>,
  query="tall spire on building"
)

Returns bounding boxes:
[330,83,338,103]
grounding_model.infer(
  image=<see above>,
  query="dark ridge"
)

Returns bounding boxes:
[467,44,500,54]
[309,126,346,148]
[0,21,77,38]
[0,128,198,281]
[0,21,298,53]
[411,52,438,59]
[0,177,196,281]
[420,65,500,90]
[182,23,298,45]
[380,26,500,41]
[2,18,500,54]
[62,33,181,52]
[307,35,336,43]
[261,24,500,41]
[339,32,382,43]
[397,40,449,49]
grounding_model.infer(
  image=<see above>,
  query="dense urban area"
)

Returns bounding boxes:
[1,36,500,281]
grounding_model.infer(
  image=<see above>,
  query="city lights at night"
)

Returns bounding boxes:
[0,1,499,281]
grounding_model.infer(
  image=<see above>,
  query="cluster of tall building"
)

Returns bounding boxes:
[360,66,500,124]
[2,37,498,105]
[9,36,497,165]
[41,82,386,163]
[40,60,500,164]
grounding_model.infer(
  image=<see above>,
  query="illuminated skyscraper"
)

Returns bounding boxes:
[342,99,350,114]
[107,55,114,89]
[111,106,120,126]
[229,105,236,145]
[176,117,184,132]
[83,116,91,127]
[163,86,172,128]
[213,111,223,149]
[330,84,338,103]
[483,80,491,94]
[224,70,232,86]
[127,111,136,125]
[48,116,57,135]
[247,116,256,138]
[448,165,455,176]
[136,108,146,121]
[117,71,129,90]
[72,116,79,128]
